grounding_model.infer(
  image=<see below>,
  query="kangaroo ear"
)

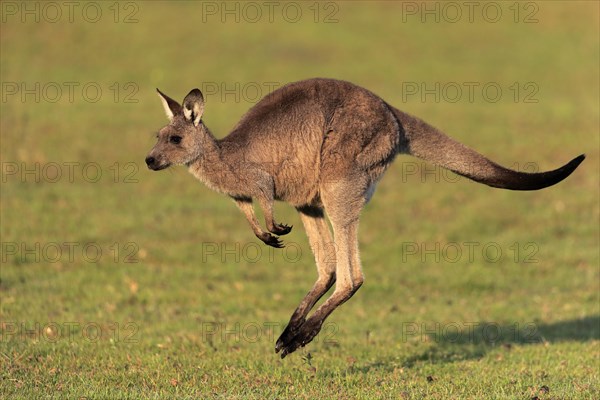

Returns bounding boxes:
[156,89,181,122]
[182,88,205,127]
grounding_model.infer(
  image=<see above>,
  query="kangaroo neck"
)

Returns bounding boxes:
[186,128,236,194]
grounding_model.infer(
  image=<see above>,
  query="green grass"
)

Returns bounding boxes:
[1,1,599,398]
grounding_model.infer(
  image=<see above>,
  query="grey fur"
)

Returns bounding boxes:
[145,78,584,357]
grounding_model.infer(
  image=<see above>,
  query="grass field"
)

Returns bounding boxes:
[1,1,599,398]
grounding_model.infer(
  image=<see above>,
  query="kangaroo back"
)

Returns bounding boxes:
[392,107,585,190]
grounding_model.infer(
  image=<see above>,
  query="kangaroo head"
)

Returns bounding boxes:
[145,88,207,170]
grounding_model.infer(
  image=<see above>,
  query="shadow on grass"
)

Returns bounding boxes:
[343,316,599,373]
[400,315,600,367]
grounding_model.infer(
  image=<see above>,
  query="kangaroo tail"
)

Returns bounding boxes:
[392,108,584,191]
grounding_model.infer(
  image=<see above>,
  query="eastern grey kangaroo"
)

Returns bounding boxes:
[145,78,584,358]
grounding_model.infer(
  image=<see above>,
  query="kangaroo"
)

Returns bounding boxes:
[145,78,585,358]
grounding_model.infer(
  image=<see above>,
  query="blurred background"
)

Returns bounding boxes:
[1,1,598,397]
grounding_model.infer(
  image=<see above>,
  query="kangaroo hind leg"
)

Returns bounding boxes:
[275,206,336,354]
[278,178,366,358]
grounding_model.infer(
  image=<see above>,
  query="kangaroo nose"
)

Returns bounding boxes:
[145,156,155,167]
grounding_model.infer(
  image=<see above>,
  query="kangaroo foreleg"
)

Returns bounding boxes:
[255,190,292,236]
[234,198,284,248]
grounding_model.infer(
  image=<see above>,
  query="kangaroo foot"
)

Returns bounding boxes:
[269,223,292,236]
[257,232,284,248]
[275,319,304,354]
[276,317,323,358]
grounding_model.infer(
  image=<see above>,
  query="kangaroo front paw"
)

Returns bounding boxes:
[257,232,284,248]
[270,223,292,236]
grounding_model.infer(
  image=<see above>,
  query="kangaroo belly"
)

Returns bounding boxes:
[270,133,323,206]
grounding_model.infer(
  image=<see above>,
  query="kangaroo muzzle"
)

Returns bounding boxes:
[145,154,170,171]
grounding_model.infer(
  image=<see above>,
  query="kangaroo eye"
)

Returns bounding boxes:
[170,136,182,144]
